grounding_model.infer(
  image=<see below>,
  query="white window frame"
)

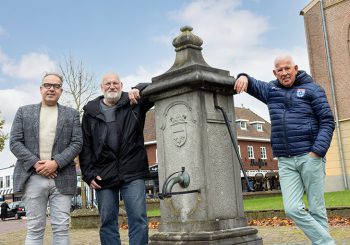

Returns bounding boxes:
[155,148,158,164]
[238,145,241,157]
[240,121,247,130]
[247,146,254,159]
[256,123,263,132]
[5,175,10,188]
[260,147,267,159]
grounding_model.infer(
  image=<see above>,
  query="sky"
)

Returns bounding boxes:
[0,0,311,168]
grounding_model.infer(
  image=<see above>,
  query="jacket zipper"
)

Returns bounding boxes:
[283,90,291,156]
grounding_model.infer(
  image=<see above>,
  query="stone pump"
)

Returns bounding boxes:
[142,26,262,244]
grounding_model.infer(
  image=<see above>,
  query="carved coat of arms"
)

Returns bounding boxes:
[170,114,187,147]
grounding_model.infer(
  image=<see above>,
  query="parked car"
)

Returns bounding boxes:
[7,201,26,219]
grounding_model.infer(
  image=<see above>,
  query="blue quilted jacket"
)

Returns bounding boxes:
[241,70,335,158]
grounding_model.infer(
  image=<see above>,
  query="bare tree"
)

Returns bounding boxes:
[59,55,98,117]
[0,112,8,152]
[59,56,97,209]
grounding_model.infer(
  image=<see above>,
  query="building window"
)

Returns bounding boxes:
[260,147,267,159]
[256,123,263,132]
[240,121,247,130]
[5,176,10,188]
[248,146,254,159]
[0,177,3,188]
[238,145,241,157]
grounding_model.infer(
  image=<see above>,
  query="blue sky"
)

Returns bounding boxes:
[0,0,311,167]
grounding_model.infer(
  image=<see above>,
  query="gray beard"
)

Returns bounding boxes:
[104,91,122,104]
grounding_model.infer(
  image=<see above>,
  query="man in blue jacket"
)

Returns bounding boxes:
[234,55,335,245]
[79,72,154,245]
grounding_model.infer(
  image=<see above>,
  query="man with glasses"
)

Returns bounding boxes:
[79,72,153,245]
[234,55,335,245]
[10,72,82,245]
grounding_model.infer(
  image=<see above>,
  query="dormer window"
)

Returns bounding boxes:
[256,123,263,131]
[236,119,248,130]
[250,121,264,132]
[240,121,247,130]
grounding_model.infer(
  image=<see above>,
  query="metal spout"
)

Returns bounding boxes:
[158,167,199,200]
[164,170,190,194]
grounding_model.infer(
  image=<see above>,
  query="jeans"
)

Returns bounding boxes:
[96,179,148,245]
[278,154,335,245]
[23,174,72,245]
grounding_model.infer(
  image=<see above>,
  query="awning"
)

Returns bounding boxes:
[2,189,13,195]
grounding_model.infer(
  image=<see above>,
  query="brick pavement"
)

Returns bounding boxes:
[0,225,350,244]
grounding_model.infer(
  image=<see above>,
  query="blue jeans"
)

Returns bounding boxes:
[96,179,148,245]
[23,174,72,245]
[278,154,335,245]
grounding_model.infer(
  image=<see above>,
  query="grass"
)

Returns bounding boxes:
[242,190,350,211]
[147,190,350,215]
[147,208,160,217]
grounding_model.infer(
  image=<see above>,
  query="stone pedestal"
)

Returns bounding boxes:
[143,26,262,244]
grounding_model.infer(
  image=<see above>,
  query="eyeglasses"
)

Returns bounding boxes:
[42,83,62,89]
[103,81,121,88]
[275,66,293,75]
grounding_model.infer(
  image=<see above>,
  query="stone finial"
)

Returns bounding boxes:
[167,26,209,71]
[172,26,203,51]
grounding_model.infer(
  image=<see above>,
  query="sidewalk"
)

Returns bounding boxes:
[0,225,349,244]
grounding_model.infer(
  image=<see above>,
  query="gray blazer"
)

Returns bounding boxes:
[10,103,83,195]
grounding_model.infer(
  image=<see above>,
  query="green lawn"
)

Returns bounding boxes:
[243,190,350,211]
[147,190,350,216]
[147,208,161,217]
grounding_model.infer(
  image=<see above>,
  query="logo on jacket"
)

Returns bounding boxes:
[296,88,305,97]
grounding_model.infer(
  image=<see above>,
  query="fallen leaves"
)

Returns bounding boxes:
[248,216,350,227]
[328,216,350,226]
[119,216,350,230]
[120,221,160,230]
[248,217,294,226]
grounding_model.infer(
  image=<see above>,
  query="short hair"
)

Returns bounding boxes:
[100,72,121,85]
[42,72,63,84]
[274,55,295,68]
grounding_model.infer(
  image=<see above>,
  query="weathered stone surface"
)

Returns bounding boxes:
[144,26,262,244]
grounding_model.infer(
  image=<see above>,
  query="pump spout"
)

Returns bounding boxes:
[158,167,198,199]
[164,170,190,194]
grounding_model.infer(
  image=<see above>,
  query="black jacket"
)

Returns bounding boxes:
[79,84,154,188]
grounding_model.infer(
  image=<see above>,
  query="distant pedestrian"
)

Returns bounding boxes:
[234,55,335,245]
[10,72,83,244]
[1,201,9,221]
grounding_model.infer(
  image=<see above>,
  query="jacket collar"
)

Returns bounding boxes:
[83,92,129,117]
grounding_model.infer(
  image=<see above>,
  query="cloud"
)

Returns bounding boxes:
[0,48,10,65]
[168,0,270,67]
[0,84,41,129]
[153,0,310,121]
[122,62,173,89]
[0,26,7,36]
[0,83,41,167]
[2,52,57,80]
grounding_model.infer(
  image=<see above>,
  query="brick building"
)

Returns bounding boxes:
[143,106,279,195]
[301,0,350,191]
